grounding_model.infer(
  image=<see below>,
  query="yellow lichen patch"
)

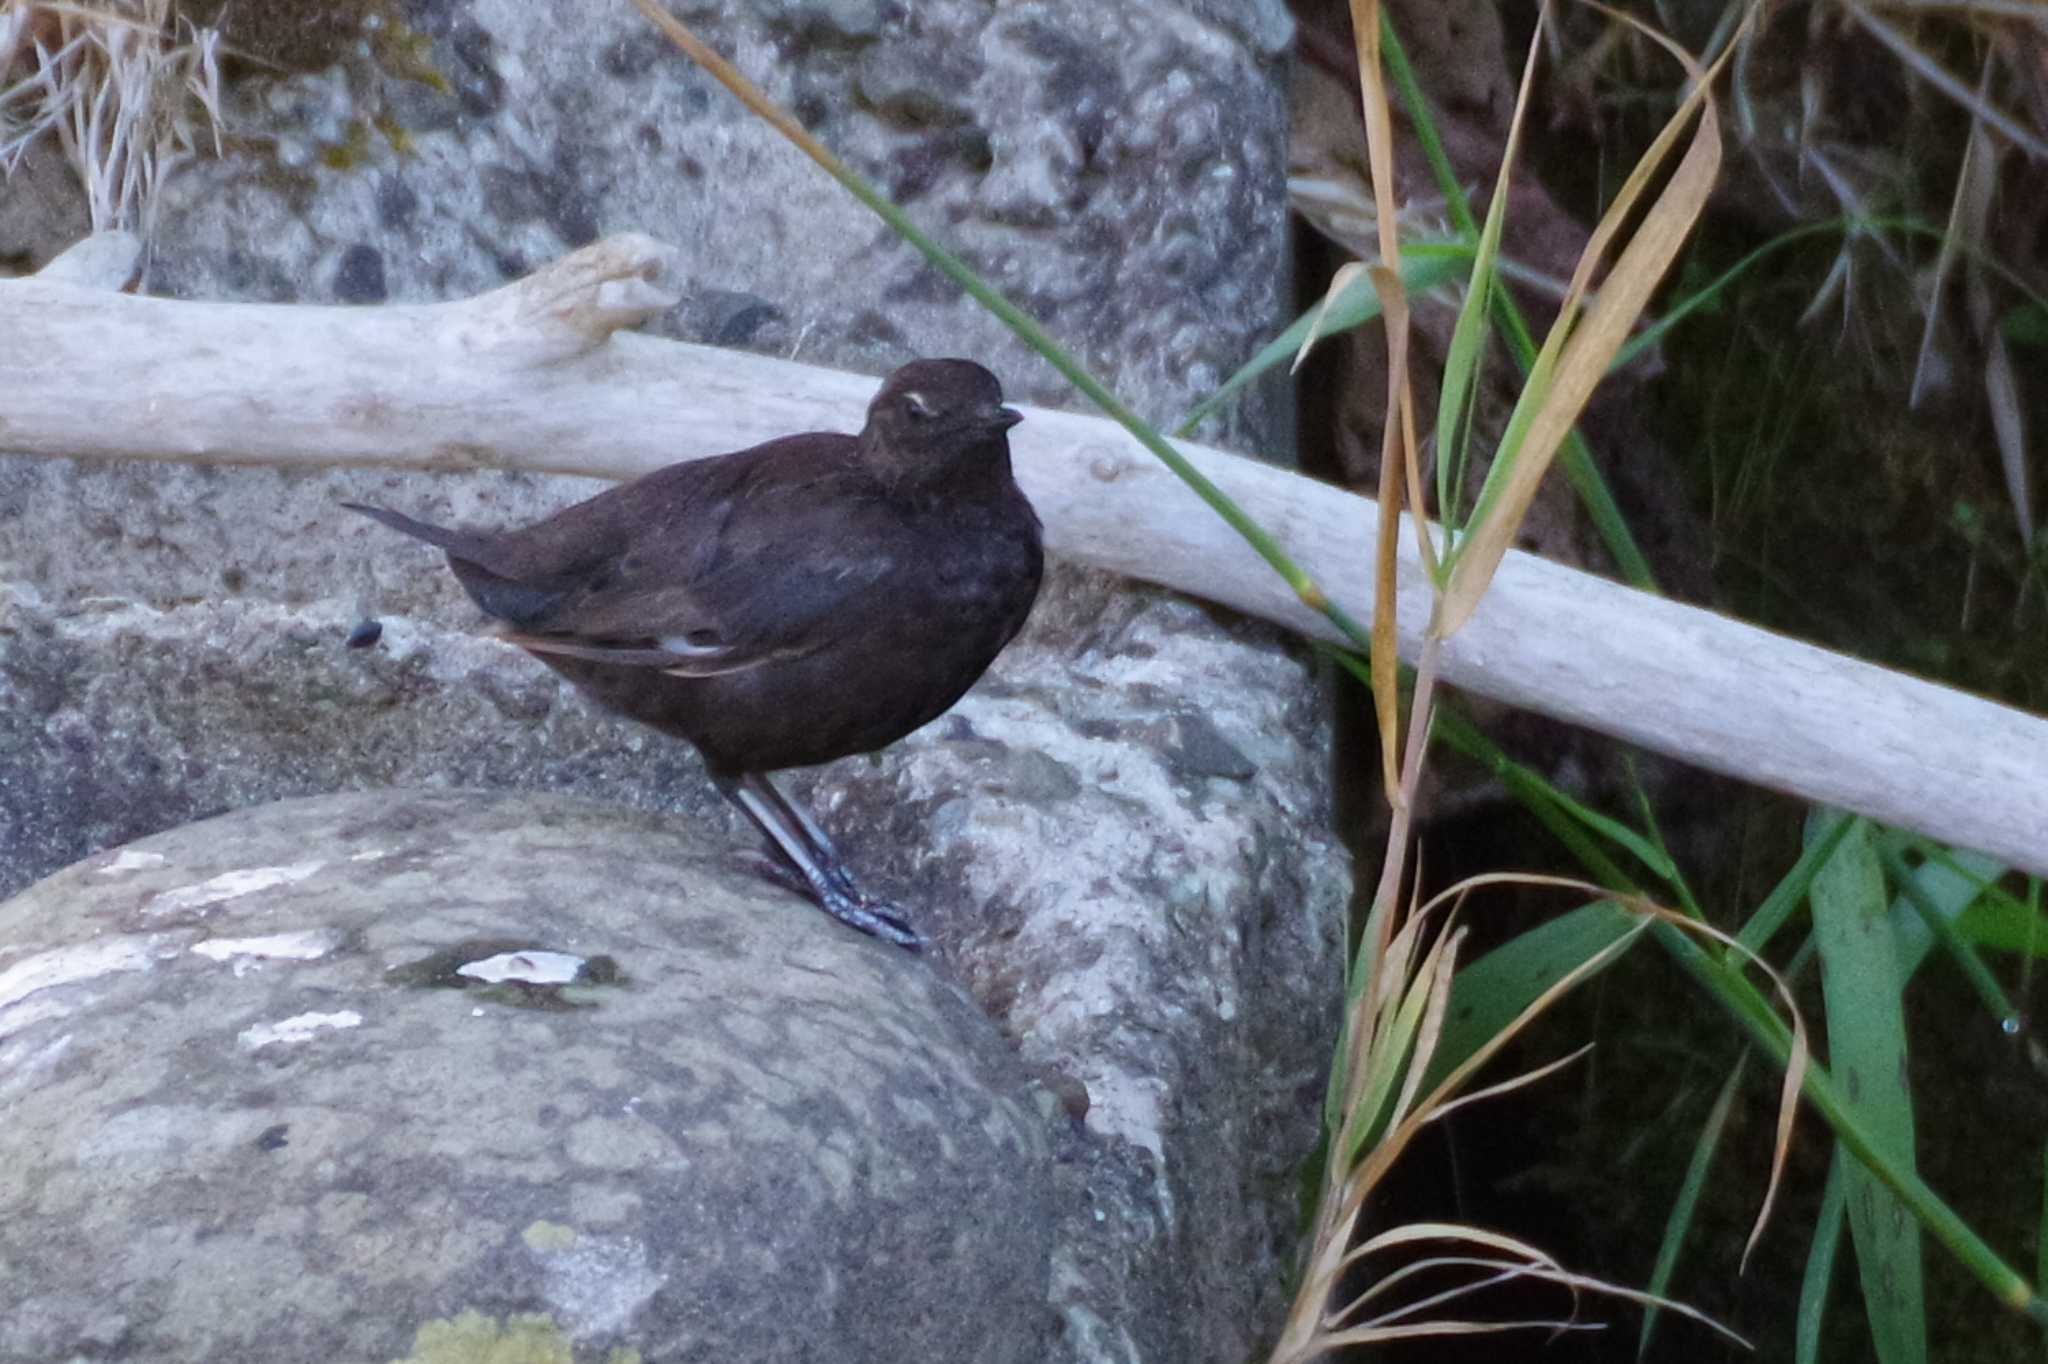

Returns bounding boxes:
[380,1309,641,1364]
[521,1220,580,1252]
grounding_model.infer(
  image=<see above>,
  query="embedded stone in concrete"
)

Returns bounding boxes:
[0,789,1055,1364]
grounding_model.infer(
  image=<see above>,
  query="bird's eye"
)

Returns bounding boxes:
[903,392,934,420]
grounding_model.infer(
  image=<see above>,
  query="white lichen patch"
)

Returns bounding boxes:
[96,848,168,875]
[457,950,584,985]
[0,937,159,1033]
[142,862,327,918]
[523,1227,668,1336]
[190,930,342,976]
[237,1010,363,1050]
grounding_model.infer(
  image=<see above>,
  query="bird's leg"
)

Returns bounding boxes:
[712,770,923,952]
[747,773,861,900]
[739,773,917,940]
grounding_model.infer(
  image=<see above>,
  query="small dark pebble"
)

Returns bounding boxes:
[345,619,384,649]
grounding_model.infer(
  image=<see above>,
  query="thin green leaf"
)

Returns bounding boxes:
[1175,246,1469,436]
[1343,927,1464,1162]
[1640,1054,1748,1360]
[2039,1139,2048,1295]
[1649,914,2046,1324]
[1887,840,2012,967]
[1438,1,1735,635]
[1808,812,1926,1364]
[1432,107,1518,552]
[1621,221,1842,368]
[1434,708,1678,883]
[1732,810,1854,959]
[1378,9,1659,593]
[1796,1153,1850,1364]
[1423,898,1644,1093]
[1880,841,2017,1026]
[1291,261,1370,376]
[1623,753,1702,917]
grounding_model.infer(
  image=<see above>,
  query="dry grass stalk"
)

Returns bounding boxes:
[0,0,224,237]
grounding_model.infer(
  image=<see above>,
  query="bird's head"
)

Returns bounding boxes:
[859,359,1023,489]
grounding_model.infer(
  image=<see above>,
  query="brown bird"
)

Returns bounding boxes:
[346,358,1042,951]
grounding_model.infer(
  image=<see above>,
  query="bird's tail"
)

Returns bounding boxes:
[341,502,475,554]
[342,501,566,627]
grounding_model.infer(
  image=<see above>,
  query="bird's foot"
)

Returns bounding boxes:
[730,851,923,952]
[816,886,924,953]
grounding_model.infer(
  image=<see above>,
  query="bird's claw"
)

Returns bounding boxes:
[819,887,924,952]
[734,849,923,951]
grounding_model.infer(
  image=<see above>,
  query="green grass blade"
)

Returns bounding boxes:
[1953,881,2048,955]
[1423,898,1644,1092]
[1174,246,1470,436]
[1432,179,1511,552]
[1385,675,2036,1327]
[2039,1138,2048,1292]
[1649,913,2046,1327]
[1328,650,1650,889]
[1362,706,2041,1327]
[1434,343,1491,558]
[1387,705,2041,1328]
[1622,214,2048,372]
[1879,840,2018,1025]
[1446,336,1562,577]
[1884,835,2002,974]
[1623,753,1702,918]
[1797,1152,1850,1364]
[1808,812,1926,1364]
[1732,810,1855,959]
[2028,878,2042,1001]
[1617,219,1851,369]
[1888,840,2017,963]
[1379,9,1658,593]
[1639,1054,1748,1360]
[1431,705,1679,884]
[1341,954,1438,1162]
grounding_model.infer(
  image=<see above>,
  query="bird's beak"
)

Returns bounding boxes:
[985,405,1024,433]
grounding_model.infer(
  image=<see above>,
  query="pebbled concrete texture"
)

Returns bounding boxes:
[0,789,1055,1364]
[0,1,1347,1359]
[0,575,1345,1364]
[132,0,1295,444]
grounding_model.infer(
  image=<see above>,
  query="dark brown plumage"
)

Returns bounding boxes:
[346,358,1042,950]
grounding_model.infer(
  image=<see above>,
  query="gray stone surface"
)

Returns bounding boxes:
[0,142,90,276]
[0,789,1055,1364]
[0,2,1346,1360]
[137,0,1295,442]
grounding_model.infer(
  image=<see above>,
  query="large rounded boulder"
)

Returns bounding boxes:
[0,789,1055,1363]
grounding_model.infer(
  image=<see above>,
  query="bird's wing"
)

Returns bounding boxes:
[492,452,905,678]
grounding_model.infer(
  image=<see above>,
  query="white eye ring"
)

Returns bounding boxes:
[903,391,934,419]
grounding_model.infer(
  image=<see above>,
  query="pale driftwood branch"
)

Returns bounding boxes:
[7,234,2046,877]
[33,230,143,290]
